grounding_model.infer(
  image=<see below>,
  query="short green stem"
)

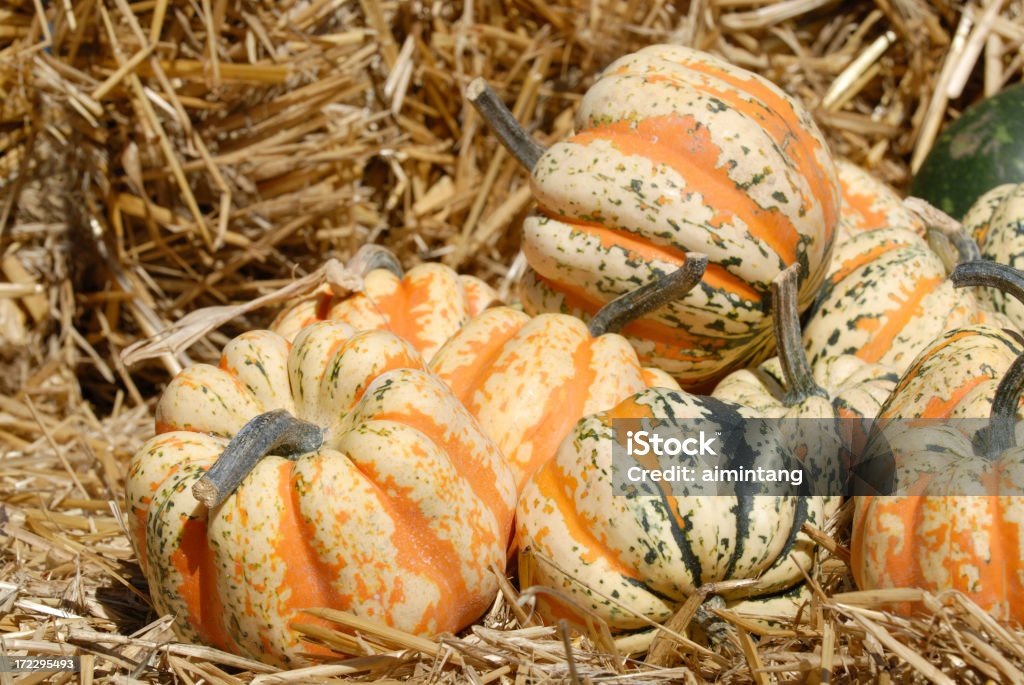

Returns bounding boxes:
[193,410,324,509]
[588,254,708,337]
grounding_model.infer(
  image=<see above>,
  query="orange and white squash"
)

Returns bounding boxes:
[835,159,925,242]
[126,321,516,667]
[430,257,705,492]
[802,226,988,377]
[516,386,836,634]
[271,246,498,361]
[852,260,1024,622]
[470,44,840,388]
[714,264,899,489]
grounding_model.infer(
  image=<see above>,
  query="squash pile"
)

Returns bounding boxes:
[126,43,1024,668]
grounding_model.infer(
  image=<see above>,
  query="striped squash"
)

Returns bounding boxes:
[802,226,986,377]
[271,246,497,361]
[430,257,706,493]
[835,159,925,242]
[516,387,837,633]
[713,265,899,424]
[127,321,516,667]
[964,182,1024,328]
[852,260,1024,621]
[714,264,899,479]
[471,44,840,388]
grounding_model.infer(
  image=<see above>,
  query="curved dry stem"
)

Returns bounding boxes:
[466,78,545,171]
[588,254,708,337]
[951,260,1024,307]
[944,227,981,264]
[771,264,826,403]
[988,351,1024,455]
[192,409,324,509]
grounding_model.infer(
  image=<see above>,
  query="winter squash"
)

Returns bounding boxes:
[963,182,1024,328]
[714,263,899,482]
[469,44,840,388]
[126,321,517,667]
[713,264,899,423]
[516,383,837,634]
[864,261,1024,421]
[851,260,1024,621]
[836,159,925,241]
[802,226,986,377]
[911,82,1024,220]
[271,245,498,361]
[853,352,1024,621]
[430,255,705,492]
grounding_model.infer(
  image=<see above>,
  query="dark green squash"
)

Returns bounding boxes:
[911,83,1024,220]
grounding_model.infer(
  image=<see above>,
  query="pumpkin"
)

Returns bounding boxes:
[851,260,1024,621]
[515,385,837,635]
[126,321,517,667]
[911,82,1024,220]
[469,44,840,388]
[430,256,705,492]
[963,182,1024,328]
[802,226,988,377]
[835,159,925,241]
[271,245,498,361]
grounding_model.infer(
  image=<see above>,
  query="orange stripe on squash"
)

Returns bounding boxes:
[654,58,838,235]
[271,461,349,656]
[172,517,234,654]
[374,407,513,539]
[570,114,801,266]
[530,461,644,580]
[855,276,945,364]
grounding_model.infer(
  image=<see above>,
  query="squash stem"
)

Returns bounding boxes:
[346,244,404,278]
[951,260,1024,306]
[467,78,545,171]
[192,409,324,509]
[987,351,1024,455]
[772,264,827,403]
[588,254,708,337]
[949,229,981,263]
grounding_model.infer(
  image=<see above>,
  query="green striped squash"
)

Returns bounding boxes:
[516,387,837,633]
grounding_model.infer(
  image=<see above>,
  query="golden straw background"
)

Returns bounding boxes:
[2,0,1024,682]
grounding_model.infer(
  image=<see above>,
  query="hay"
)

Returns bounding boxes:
[3,0,1024,682]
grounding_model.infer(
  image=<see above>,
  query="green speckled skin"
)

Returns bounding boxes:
[911,83,1024,220]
